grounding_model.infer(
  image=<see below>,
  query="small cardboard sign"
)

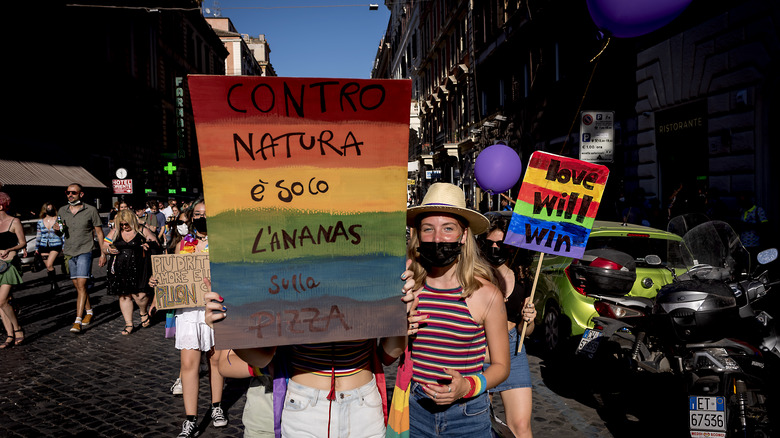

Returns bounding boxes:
[151,253,211,310]
[505,151,609,259]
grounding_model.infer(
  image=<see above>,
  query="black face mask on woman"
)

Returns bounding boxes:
[45,208,57,217]
[480,239,511,266]
[192,217,207,234]
[417,241,463,267]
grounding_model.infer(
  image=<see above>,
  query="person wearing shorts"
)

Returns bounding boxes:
[479,211,536,438]
[56,183,107,333]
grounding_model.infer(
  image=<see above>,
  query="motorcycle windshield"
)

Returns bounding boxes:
[680,219,751,279]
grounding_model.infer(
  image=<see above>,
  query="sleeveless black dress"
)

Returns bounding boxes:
[107,232,148,295]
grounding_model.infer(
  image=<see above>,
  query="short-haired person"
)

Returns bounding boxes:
[55,184,107,333]
[479,212,536,438]
[404,182,510,437]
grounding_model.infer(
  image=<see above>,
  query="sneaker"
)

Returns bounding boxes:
[81,313,93,326]
[211,406,228,428]
[170,377,183,395]
[177,419,199,438]
[70,322,82,333]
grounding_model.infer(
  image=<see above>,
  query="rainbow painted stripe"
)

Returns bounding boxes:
[505,151,609,259]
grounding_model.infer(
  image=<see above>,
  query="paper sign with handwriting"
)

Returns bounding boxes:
[151,253,211,310]
[505,151,609,259]
[188,76,410,349]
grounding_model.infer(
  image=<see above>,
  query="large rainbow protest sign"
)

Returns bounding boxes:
[188,76,410,348]
[505,151,609,259]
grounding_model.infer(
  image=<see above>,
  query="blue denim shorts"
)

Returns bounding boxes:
[485,326,532,392]
[68,252,93,279]
[409,381,491,437]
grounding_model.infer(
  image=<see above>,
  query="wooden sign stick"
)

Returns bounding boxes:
[517,252,545,354]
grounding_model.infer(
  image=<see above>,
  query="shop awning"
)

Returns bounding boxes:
[0,159,107,188]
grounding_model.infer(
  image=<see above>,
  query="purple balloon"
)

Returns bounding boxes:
[474,144,523,194]
[586,0,692,38]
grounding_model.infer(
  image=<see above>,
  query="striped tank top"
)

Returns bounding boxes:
[290,339,373,377]
[411,284,487,385]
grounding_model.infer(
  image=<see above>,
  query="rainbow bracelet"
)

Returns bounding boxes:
[103,236,114,244]
[464,374,487,398]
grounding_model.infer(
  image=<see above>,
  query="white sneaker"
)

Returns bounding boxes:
[211,405,228,427]
[177,419,199,438]
[170,377,183,395]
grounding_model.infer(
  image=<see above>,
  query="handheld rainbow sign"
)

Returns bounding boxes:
[505,151,609,259]
[188,76,410,349]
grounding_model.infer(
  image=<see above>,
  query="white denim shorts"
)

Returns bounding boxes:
[281,377,385,438]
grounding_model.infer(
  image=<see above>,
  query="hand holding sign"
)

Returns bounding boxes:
[151,253,211,310]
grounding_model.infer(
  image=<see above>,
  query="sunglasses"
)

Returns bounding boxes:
[175,219,187,226]
[65,190,80,195]
[480,238,506,248]
[120,222,130,227]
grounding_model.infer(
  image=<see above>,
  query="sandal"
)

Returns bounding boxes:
[13,329,24,346]
[0,336,13,349]
[140,313,151,328]
[121,325,133,336]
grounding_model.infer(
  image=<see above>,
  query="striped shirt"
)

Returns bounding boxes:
[290,339,373,377]
[411,284,487,385]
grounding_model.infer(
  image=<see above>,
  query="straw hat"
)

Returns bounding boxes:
[407,183,489,235]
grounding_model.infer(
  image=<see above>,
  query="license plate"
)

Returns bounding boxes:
[576,328,602,357]
[689,396,725,436]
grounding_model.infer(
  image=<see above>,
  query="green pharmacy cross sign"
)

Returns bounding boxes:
[164,162,177,175]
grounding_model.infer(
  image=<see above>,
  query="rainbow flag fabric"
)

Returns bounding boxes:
[505,151,609,259]
[188,76,411,349]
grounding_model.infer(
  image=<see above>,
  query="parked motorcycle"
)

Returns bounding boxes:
[574,218,779,437]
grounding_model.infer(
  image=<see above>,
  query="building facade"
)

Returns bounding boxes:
[375,0,778,248]
[5,1,229,215]
[205,17,276,77]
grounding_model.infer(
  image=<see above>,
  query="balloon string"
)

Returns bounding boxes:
[558,39,608,155]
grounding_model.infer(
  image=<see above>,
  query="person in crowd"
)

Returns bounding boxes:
[404,182,510,437]
[136,205,158,235]
[0,192,26,348]
[108,201,120,229]
[162,199,177,221]
[103,209,159,335]
[164,208,194,397]
[150,198,227,438]
[35,201,66,292]
[148,200,166,243]
[479,212,536,438]
[167,209,190,255]
[54,183,107,334]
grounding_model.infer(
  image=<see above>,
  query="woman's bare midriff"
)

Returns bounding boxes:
[291,368,374,391]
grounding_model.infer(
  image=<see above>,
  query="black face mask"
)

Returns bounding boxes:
[417,241,462,267]
[45,209,57,217]
[480,239,511,266]
[483,245,511,266]
[192,217,207,234]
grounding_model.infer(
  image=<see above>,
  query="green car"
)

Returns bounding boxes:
[530,220,693,354]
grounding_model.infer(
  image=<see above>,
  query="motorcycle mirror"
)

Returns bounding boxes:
[645,255,662,266]
[757,248,778,265]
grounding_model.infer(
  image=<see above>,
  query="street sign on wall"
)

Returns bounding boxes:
[579,111,614,163]
[112,179,132,194]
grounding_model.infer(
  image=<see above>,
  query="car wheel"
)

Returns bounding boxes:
[544,303,561,352]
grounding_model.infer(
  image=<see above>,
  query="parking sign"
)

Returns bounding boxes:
[579,111,614,163]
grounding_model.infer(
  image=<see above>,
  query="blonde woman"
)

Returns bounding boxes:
[103,209,158,335]
[404,183,510,437]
